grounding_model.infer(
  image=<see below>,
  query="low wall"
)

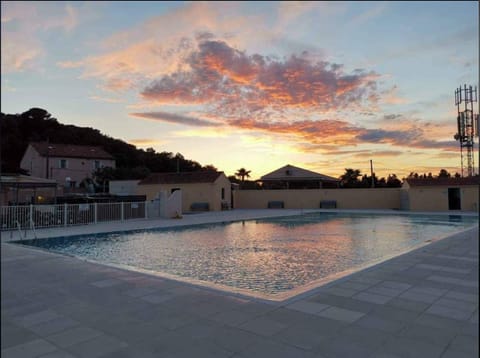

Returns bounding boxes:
[407,186,479,212]
[234,189,402,210]
[109,180,140,195]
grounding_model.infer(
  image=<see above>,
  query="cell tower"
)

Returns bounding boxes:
[454,84,478,177]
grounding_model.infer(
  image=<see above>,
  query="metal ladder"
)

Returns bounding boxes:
[14,219,37,240]
[16,221,24,240]
[30,218,38,239]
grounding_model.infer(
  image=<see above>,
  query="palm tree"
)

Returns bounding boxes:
[235,168,251,182]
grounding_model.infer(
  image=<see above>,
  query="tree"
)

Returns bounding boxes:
[21,108,57,122]
[386,174,402,187]
[202,164,218,172]
[360,174,370,188]
[235,168,251,182]
[437,169,451,178]
[1,107,214,175]
[340,168,361,187]
[92,167,116,193]
[377,176,386,187]
[228,175,240,184]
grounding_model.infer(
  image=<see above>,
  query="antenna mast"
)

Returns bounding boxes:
[454,84,478,177]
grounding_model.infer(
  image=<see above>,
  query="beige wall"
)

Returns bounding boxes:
[109,180,140,195]
[234,189,401,210]
[137,174,231,212]
[20,145,115,187]
[20,145,45,178]
[406,186,479,212]
[211,175,232,211]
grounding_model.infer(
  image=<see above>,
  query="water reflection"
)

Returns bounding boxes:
[18,213,477,295]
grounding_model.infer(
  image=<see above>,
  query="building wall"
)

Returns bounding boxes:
[20,145,115,187]
[137,176,231,212]
[20,145,46,178]
[109,180,140,195]
[212,175,232,211]
[49,157,115,187]
[234,189,401,210]
[406,186,479,212]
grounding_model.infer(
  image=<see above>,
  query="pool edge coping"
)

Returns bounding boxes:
[3,210,478,305]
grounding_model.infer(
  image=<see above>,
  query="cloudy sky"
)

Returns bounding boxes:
[2,1,478,179]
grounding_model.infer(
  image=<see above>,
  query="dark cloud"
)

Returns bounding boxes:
[383,114,403,120]
[356,128,422,145]
[130,111,220,127]
[411,139,458,151]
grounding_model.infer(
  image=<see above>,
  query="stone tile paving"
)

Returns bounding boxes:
[1,224,478,358]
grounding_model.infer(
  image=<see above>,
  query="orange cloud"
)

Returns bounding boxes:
[131,107,459,152]
[102,78,136,92]
[128,138,165,146]
[229,118,362,145]
[142,39,381,117]
[89,95,123,103]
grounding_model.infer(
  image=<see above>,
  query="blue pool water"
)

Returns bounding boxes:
[16,212,477,297]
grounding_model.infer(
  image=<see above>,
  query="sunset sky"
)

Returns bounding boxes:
[1,1,478,180]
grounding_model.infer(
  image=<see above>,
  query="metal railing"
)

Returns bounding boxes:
[0,201,148,231]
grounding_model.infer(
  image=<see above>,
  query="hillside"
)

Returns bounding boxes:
[0,108,213,178]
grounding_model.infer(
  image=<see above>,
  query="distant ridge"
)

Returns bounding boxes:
[1,108,212,177]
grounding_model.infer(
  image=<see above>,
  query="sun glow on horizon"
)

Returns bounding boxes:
[1,1,478,178]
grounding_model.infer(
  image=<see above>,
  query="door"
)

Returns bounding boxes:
[448,188,461,210]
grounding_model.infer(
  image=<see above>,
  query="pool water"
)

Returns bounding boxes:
[17,212,477,298]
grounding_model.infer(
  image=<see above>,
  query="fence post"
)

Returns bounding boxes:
[29,204,33,228]
[64,203,68,227]
[144,201,148,219]
[94,202,98,224]
[121,202,124,221]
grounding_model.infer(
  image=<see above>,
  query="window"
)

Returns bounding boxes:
[59,159,68,169]
[221,188,225,200]
[286,170,292,176]
[94,160,101,169]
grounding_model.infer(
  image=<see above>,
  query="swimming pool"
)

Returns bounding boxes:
[16,212,477,299]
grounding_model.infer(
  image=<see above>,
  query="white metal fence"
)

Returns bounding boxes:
[0,201,148,231]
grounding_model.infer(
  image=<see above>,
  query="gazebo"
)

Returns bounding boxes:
[259,164,340,189]
[0,175,59,205]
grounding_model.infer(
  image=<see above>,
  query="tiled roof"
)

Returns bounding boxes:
[261,164,340,182]
[139,171,225,185]
[30,142,114,160]
[405,177,480,187]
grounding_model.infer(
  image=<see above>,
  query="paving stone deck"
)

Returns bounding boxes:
[1,211,478,358]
